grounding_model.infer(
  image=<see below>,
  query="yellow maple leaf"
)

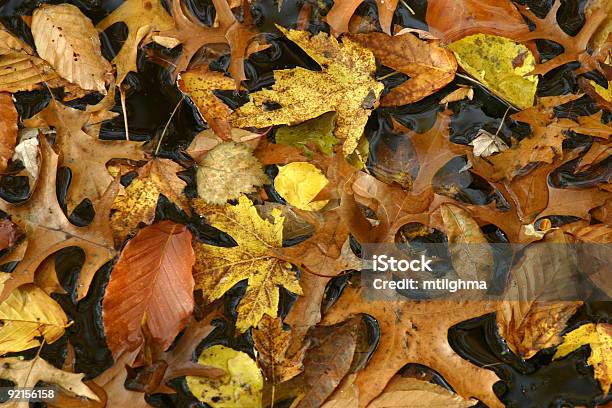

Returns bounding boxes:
[554,323,611,395]
[231,28,383,156]
[193,195,302,332]
[274,162,329,211]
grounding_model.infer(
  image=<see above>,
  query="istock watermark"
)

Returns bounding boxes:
[360,243,611,302]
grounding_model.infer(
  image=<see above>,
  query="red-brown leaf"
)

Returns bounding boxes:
[0,92,18,172]
[102,221,195,358]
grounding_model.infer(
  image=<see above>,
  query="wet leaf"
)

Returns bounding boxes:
[554,323,611,395]
[196,141,267,205]
[32,4,111,94]
[351,32,457,106]
[102,221,195,358]
[274,162,329,211]
[187,345,263,407]
[449,34,538,109]
[369,376,477,407]
[275,112,339,156]
[192,195,302,332]
[469,129,509,157]
[232,28,383,155]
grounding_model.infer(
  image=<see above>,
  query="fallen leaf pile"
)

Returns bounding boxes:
[0,0,609,407]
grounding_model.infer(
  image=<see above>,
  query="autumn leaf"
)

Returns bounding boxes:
[350,32,457,106]
[193,195,302,331]
[368,376,478,408]
[159,0,265,86]
[196,141,267,205]
[496,231,583,359]
[0,284,67,356]
[275,111,339,156]
[96,0,174,86]
[469,129,509,157]
[326,0,397,35]
[0,136,117,302]
[179,66,235,140]
[449,34,538,109]
[32,4,112,94]
[274,162,329,211]
[252,315,305,383]
[0,92,17,172]
[111,159,189,243]
[0,356,99,408]
[231,28,383,156]
[440,203,494,282]
[322,283,502,407]
[102,221,195,358]
[24,98,144,212]
[426,0,529,42]
[554,323,611,395]
[187,345,263,407]
[515,0,607,75]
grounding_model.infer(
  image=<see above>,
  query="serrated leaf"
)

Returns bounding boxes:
[232,28,383,156]
[196,141,267,205]
[32,4,112,94]
[192,195,302,332]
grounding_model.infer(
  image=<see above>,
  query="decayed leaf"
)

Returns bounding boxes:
[0,92,17,172]
[160,0,265,85]
[368,376,477,408]
[24,99,144,212]
[326,0,398,35]
[0,284,67,356]
[252,315,305,383]
[449,34,538,109]
[0,137,117,302]
[0,218,19,252]
[186,345,263,408]
[275,112,339,156]
[102,221,195,358]
[232,28,383,156]
[350,32,457,106]
[96,0,174,86]
[496,231,583,359]
[440,203,494,282]
[0,356,99,408]
[193,195,302,331]
[179,67,235,140]
[196,141,267,205]
[289,317,361,408]
[515,0,607,76]
[111,159,189,242]
[12,130,41,180]
[322,285,502,407]
[32,4,112,94]
[426,0,529,42]
[274,162,329,211]
[469,129,509,157]
[554,323,611,395]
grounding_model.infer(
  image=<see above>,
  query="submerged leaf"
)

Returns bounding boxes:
[275,112,339,156]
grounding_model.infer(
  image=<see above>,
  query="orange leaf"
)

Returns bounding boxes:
[102,221,195,358]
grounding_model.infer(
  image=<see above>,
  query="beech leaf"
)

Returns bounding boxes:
[102,221,195,358]
[32,4,112,94]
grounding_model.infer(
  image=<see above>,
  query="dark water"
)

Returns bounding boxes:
[0,0,609,407]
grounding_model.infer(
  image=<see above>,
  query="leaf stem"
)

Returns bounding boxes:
[155,97,183,156]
